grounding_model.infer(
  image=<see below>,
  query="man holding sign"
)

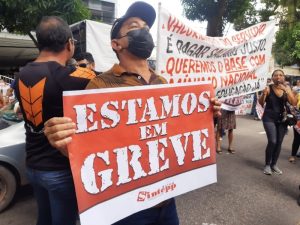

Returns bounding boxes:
[45,1,221,225]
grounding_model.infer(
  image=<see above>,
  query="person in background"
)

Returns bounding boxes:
[74,52,101,75]
[251,92,260,120]
[259,69,297,175]
[44,2,221,225]
[4,77,17,104]
[288,92,300,163]
[14,16,95,225]
[216,109,236,154]
[0,92,4,109]
[293,79,300,94]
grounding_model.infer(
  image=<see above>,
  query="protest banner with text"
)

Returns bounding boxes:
[156,6,275,100]
[63,83,217,225]
[235,94,254,115]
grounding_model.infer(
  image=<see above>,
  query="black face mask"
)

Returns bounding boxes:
[124,28,155,59]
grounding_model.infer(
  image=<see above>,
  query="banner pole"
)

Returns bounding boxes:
[155,2,162,75]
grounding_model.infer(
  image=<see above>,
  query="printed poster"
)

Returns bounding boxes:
[63,83,217,225]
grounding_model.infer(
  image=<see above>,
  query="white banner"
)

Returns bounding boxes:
[156,7,276,100]
[235,94,254,115]
[85,20,118,72]
[221,96,244,111]
[256,99,265,119]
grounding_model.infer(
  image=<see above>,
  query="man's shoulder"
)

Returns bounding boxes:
[155,74,168,84]
[85,70,115,89]
[85,67,168,89]
[20,61,68,75]
[69,67,96,80]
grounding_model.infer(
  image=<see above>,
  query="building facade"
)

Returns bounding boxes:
[83,0,118,24]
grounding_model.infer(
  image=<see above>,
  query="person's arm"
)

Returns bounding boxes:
[258,86,269,106]
[278,84,297,106]
[44,117,76,157]
[210,98,221,118]
[286,87,297,106]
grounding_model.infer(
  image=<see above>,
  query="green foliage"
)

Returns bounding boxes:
[232,1,259,31]
[261,0,300,66]
[292,27,300,60]
[181,0,255,36]
[273,23,300,66]
[0,0,90,34]
[259,0,280,21]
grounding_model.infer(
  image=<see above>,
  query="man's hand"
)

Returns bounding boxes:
[210,98,221,118]
[44,117,76,157]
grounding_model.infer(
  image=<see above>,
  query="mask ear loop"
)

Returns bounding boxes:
[115,34,127,39]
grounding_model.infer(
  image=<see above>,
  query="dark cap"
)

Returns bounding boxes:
[110,1,156,40]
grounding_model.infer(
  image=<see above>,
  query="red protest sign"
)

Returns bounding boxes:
[63,83,217,225]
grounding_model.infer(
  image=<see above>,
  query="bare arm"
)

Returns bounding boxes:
[277,84,297,106]
[44,117,76,157]
[258,86,269,106]
[210,98,222,118]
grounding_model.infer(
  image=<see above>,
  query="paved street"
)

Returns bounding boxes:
[1,116,300,225]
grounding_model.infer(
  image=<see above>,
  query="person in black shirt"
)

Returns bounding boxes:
[259,69,296,175]
[14,16,95,225]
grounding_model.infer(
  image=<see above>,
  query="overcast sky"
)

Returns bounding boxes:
[117,0,213,37]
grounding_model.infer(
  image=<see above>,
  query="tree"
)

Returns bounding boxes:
[232,1,259,31]
[273,23,300,66]
[260,0,300,66]
[181,0,256,37]
[259,0,280,21]
[0,0,90,46]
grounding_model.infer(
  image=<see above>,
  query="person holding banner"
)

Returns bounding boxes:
[44,2,221,225]
[215,97,243,154]
[293,80,300,94]
[14,16,95,225]
[216,109,236,154]
[259,69,297,175]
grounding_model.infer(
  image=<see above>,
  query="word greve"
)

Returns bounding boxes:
[81,127,211,194]
[73,92,211,133]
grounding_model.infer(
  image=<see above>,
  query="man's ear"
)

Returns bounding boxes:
[111,39,122,51]
[66,39,72,51]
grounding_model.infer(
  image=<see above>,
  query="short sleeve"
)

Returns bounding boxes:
[52,63,93,91]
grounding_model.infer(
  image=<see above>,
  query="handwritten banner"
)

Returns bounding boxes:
[221,96,244,111]
[63,83,217,225]
[156,7,276,99]
[235,94,254,115]
[256,99,265,119]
